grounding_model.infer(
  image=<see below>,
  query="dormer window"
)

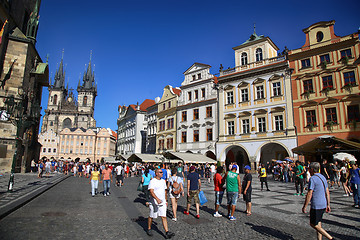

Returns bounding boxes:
[256,48,263,62]
[316,31,324,42]
[241,52,248,65]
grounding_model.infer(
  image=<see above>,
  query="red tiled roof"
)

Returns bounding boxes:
[213,76,218,84]
[172,87,181,96]
[129,104,137,111]
[140,99,156,111]
[111,130,117,139]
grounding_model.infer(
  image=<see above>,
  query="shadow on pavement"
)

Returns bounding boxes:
[245,222,295,240]
[328,231,357,240]
[330,213,360,222]
[322,218,360,231]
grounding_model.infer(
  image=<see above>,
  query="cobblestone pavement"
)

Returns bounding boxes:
[0,174,359,240]
[0,172,69,218]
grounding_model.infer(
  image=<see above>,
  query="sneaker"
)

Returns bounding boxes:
[267,189,271,191]
[146,229,153,236]
[229,216,236,221]
[165,231,175,239]
[195,214,200,219]
[213,212,222,217]
[301,193,305,196]
[343,194,349,197]
[294,193,299,196]
[107,192,110,196]
[228,214,231,219]
[92,195,95,197]
[183,211,189,215]
[171,217,177,222]
[104,194,106,197]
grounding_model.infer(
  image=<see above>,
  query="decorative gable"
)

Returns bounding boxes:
[182,63,213,86]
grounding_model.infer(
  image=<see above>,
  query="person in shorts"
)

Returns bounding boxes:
[302,162,333,240]
[225,165,241,221]
[213,166,225,217]
[184,166,201,218]
[167,168,184,221]
[242,165,252,216]
[147,168,175,239]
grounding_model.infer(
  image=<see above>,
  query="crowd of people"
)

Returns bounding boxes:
[31,156,359,240]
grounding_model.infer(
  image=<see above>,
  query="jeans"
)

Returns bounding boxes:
[295,177,304,194]
[283,171,289,183]
[91,180,98,196]
[103,180,110,195]
[143,185,150,202]
[351,183,360,205]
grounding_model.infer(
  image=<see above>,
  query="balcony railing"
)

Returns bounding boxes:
[220,56,286,76]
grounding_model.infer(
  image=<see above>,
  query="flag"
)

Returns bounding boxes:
[0,19,8,45]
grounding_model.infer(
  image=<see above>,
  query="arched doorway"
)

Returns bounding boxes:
[259,143,289,165]
[225,145,249,173]
[205,150,216,160]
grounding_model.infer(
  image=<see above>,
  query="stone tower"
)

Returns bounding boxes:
[77,56,97,129]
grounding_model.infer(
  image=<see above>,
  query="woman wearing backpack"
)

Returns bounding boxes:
[168,168,184,222]
[141,168,152,207]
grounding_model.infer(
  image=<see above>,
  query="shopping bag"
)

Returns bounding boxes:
[198,190,208,205]
[137,181,143,191]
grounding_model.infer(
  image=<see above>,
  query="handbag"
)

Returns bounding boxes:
[137,181,143,191]
[198,190,208,206]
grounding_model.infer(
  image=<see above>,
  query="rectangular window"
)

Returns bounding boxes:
[193,109,199,120]
[188,92,192,101]
[258,117,266,132]
[301,59,311,68]
[241,89,248,102]
[197,73,201,79]
[275,115,284,131]
[193,130,199,142]
[326,108,337,123]
[306,110,317,125]
[347,105,360,122]
[168,101,171,108]
[194,90,198,100]
[228,121,235,135]
[80,149,83,154]
[322,76,333,88]
[343,71,356,85]
[53,148,56,153]
[181,132,187,143]
[43,148,46,153]
[192,75,196,81]
[163,103,165,110]
[303,79,313,92]
[256,85,264,99]
[201,88,205,98]
[89,149,92,154]
[273,82,281,96]
[167,118,174,129]
[320,54,330,63]
[206,129,213,141]
[159,120,165,131]
[48,148,51,153]
[227,91,234,104]
[85,149,87,154]
[242,119,250,134]
[206,106,212,118]
[182,111,187,122]
[340,49,352,58]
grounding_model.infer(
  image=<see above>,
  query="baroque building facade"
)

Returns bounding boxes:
[40,55,97,135]
[288,20,360,152]
[145,98,159,154]
[156,85,181,154]
[0,0,49,172]
[216,31,297,170]
[117,99,155,155]
[176,63,217,159]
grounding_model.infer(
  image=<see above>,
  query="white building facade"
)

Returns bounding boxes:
[145,98,159,154]
[39,129,59,159]
[117,100,155,155]
[217,32,297,171]
[176,63,218,159]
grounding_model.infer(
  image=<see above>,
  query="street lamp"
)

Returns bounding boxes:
[3,87,41,191]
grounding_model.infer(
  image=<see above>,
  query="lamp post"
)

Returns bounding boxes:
[3,87,41,191]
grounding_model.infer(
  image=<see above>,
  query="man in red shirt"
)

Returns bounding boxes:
[101,163,113,196]
[213,166,225,217]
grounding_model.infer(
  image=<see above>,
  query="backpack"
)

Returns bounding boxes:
[171,177,181,195]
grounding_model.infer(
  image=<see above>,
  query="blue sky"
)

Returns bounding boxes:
[36,0,360,130]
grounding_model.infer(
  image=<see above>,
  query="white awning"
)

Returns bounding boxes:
[163,152,216,164]
[128,154,164,163]
[103,156,122,164]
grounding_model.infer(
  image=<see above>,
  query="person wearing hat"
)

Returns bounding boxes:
[242,165,252,216]
[224,164,241,220]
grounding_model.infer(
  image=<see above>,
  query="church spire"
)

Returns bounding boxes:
[53,50,65,89]
[79,51,96,92]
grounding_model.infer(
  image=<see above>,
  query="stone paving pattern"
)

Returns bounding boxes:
[0,174,359,239]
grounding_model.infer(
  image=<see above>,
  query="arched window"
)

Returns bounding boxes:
[256,48,263,62]
[53,95,57,105]
[63,118,72,129]
[50,121,53,126]
[83,96,87,106]
[241,52,248,65]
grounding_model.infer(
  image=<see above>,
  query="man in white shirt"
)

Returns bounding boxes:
[210,164,216,182]
[115,164,123,187]
[147,168,175,239]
